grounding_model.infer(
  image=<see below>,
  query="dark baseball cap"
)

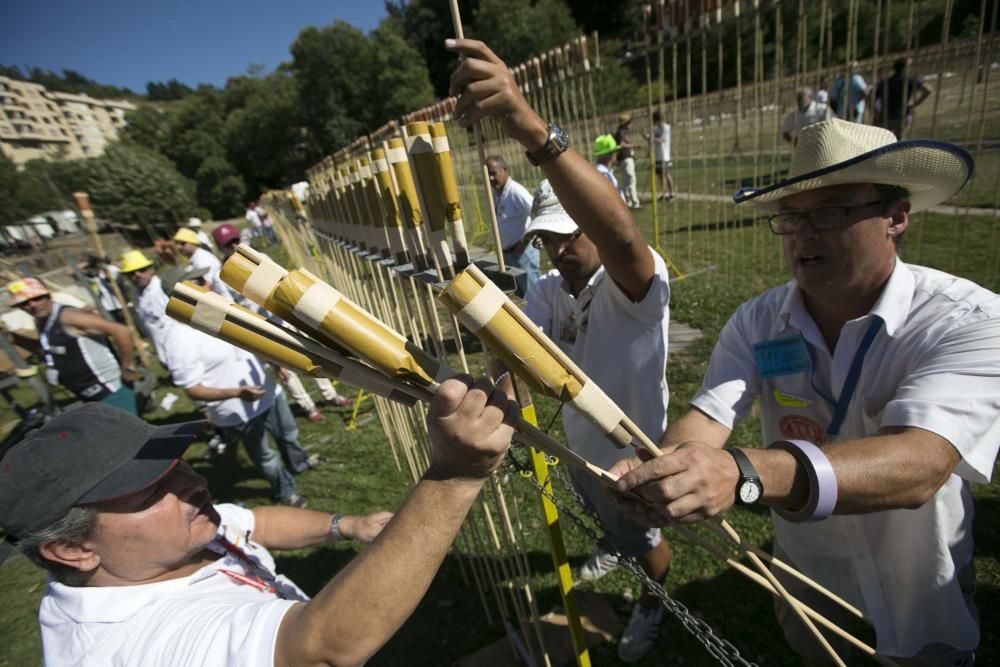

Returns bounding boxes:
[0,403,205,541]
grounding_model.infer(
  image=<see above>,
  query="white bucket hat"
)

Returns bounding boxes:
[734,118,973,213]
[522,179,579,239]
[187,217,203,228]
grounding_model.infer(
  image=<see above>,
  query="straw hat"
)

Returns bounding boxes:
[523,179,578,238]
[734,118,973,213]
[7,278,49,305]
[173,228,201,245]
[119,250,154,273]
[592,134,621,157]
[618,112,631,124]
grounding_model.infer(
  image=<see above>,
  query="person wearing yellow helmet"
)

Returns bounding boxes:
[172,228,228,296]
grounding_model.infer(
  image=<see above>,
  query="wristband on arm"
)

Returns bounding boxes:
[767,439,838,522]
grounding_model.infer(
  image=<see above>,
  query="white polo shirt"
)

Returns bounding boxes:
[135,275,172,362]
[691,260,1000,657]
[164,323,278,427]
[493,177,534,250]
[781,101,833,142]
[523,247,670,469]
[38,504,307,667]
[187,247,229,297]
[652,122,671,163]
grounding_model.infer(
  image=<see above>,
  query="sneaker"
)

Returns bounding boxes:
[306,408,324,423]
[305,453,324,469]
[617,603,664,663]
[283,494,308,509]
[328,395,352,408]
[579,546,619,582]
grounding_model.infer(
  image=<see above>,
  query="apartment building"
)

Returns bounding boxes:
[0,76,136,165]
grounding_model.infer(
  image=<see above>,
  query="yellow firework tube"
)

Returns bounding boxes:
[429,122,470,267]
[405,121,454,279]
[372,146,408,262]
[439,265,634,449]
[166,283,422,406]
[386,136,430,268]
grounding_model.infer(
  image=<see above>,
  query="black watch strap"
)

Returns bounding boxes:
[525,124,568,167]
[727,448,762,505]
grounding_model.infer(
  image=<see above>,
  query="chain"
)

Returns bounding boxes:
[504,449,757,667]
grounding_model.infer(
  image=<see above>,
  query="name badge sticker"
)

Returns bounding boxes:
[753,335,810,379]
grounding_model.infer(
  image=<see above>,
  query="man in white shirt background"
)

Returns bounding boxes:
[781,87,832,146]
[486,155,539,288]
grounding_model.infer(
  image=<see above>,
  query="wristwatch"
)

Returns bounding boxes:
[727,448,763,505]
[525,123,569,166]
[329,513,344,541]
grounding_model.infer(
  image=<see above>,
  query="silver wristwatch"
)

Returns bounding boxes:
[525,123,569,167]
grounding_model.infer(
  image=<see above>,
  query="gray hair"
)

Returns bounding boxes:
[17,505,98,586]
[485,155,507,171]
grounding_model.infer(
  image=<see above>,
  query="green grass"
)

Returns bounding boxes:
[2,200,1000,666]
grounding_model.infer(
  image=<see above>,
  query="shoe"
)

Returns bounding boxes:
[283,494,308,509]
[579,545,619,581]
[617,603,664,663]
[202,435,226,460]
[328,395,352,408]
[306,408,324,423]
[305,453,324,469]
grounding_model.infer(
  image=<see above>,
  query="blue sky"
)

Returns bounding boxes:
[1,0,388,93]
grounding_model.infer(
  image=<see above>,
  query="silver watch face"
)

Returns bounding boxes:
[550,124,569,150]
[739,481,761,504]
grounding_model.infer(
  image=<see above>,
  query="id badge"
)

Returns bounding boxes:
[753,335,810,379]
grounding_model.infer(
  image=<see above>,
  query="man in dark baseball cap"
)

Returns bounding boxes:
[0,375,516,667]
[0,403,205,560]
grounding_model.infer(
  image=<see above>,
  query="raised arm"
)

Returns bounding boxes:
[447,39,654,301]
[59,307,136,377]
[273,376,515,667]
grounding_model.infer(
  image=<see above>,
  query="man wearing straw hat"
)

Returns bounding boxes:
[447,39,672,662]
[7,276,140,415]
[611,118,997,665]
[0,375,511,666]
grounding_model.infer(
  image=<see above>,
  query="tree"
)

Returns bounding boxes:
[472,0,579,67]
[194,155,246,218]
[85,143,196,226]
[146,79,194,101]
[369,24,435,124]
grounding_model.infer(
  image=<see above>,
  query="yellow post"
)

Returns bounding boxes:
[514,379,591,667]
[346,389,368,431]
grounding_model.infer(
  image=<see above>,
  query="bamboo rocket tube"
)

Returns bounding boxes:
[428,122,471,269]
[166,282,423,406]
[439,264,654,454]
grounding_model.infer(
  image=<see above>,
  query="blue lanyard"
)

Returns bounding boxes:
[826,317,883,437]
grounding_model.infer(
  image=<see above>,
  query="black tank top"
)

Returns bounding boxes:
[39,303,122,401]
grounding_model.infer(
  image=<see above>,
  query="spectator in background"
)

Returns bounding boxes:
[79,254,125,324]
[255,203,280,246]
[173,228,229,297]
[614,113,641,209]
[119,250,176,365]
[815,75,830,105]
[781,87,832,146]
[829,62,867,123]
[187,217,213,250]
[8,277,138,414]
[593,134,624,196]
[646,110,675,201]
[874,58,933,139]
[486,155,540,288]
[245,203,265,243]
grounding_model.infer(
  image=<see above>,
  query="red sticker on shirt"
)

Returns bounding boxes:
[779,415,826,444]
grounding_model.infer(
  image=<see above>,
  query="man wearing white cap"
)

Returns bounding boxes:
[446,39,673,662]
[186,217,214,249]
[612,118,998,665]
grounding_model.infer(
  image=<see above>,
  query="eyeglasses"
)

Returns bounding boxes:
[767,200,885,235]
[530,229,582,250]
